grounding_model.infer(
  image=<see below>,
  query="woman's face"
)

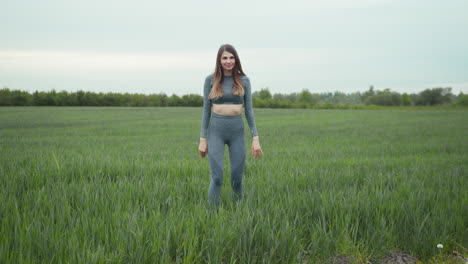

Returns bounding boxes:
[220,51,235,73]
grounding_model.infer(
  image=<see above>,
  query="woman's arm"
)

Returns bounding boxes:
[243,76,258,137]
[243,76,263,159]
[200,75,212,138]
[199,75,212,158]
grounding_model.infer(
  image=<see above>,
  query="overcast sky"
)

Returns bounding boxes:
[1,0,467,95]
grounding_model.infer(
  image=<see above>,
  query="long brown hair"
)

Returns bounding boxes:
[209,44,245,99]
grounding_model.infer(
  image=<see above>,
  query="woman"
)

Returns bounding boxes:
[198,44,263,206]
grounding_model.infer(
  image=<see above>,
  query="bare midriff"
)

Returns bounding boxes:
[212,104,243,116]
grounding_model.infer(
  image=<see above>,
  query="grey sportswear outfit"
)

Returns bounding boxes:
[200,74,258,205]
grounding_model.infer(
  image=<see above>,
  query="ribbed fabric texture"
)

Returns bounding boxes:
[200,74,258,138]
[207,113,246,205]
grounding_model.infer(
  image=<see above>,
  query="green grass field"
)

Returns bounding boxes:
[0,107,467,263]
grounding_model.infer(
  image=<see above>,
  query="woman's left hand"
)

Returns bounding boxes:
[251,136,263,159]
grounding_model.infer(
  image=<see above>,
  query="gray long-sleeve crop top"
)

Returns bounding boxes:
[200,74,258,138]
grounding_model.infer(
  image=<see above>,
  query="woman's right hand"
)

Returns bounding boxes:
[199,138,208,158]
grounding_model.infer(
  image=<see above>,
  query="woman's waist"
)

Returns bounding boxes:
[212,104,243,116]
[211,112,242,119]
[209,112,244,132]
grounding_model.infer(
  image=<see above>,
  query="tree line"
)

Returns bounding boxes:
[1,86,467,107]
[252,86,468,108]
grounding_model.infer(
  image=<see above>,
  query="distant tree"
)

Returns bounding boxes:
[272,93,287,101]
[159,93,168,106]
[131,94,150,106]
[364,89,402,106]
[298,89,312,103]
[319,92,333,101]
[55,90,68,106]
[147,93,167,106]
[44,89,58,106]
[182,94,203,106]
[75,90,86,106]
[455,92,468,106]
[97,93,117,106]
[347,92,363,105]
[257,87,272,100]
[326,91,360,105]
[269,99,292,108]
[284,93,299,103]
[361,85,375,103]
[415,87,454,106]
[32,91,48,106]
[12,90,28,105]
[252,98,267,108]
[84,91,98,106]
[310,94,321,105]
[0,88,12,106]
[401,93,412,106]
[168,94,183,106]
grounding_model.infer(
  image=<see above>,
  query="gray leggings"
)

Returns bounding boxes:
[207,113,246,205]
